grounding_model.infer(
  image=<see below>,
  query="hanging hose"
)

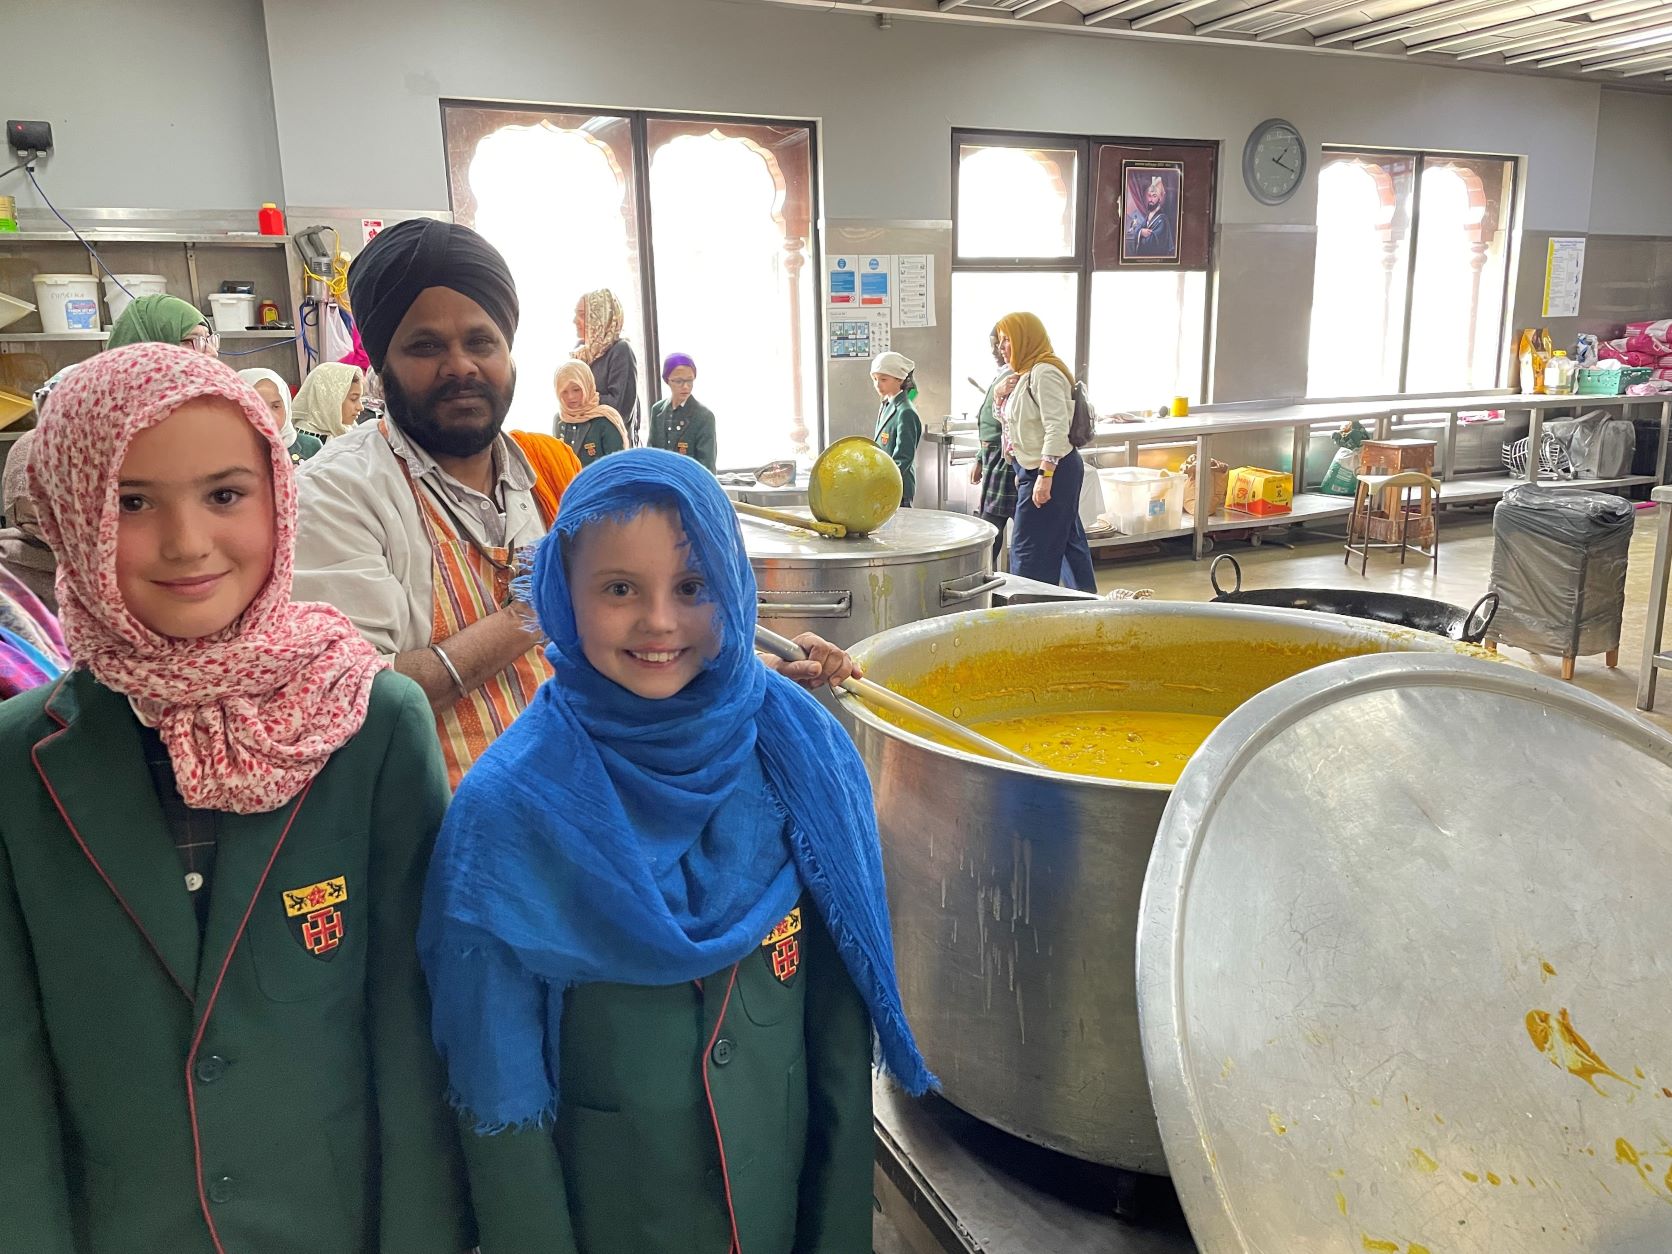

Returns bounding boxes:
[296,225,352,312]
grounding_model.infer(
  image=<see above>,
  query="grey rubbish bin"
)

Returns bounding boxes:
[1488,485,1635,680]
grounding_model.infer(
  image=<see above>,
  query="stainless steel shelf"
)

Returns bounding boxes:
[1205,492,1355,533]
[1088,524,1196,549]
[1,329,296,342]
[1440,473,1658,505]
[1,231,287,247]
[0,331,108,342]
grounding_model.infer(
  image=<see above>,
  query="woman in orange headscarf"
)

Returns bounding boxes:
[996,312,1095,591]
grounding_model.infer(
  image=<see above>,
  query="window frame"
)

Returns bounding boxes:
[1312,143,1521,398]
[441,99,826,453]
[952,126,1217,401]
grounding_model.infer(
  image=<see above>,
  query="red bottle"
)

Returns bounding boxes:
[258,203,286,236]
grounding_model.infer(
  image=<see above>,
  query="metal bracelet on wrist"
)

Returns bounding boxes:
[430,642,468,698]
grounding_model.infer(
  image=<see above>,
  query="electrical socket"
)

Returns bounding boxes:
[6,121,54,156]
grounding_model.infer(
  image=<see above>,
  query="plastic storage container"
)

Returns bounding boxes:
[32,274,102,334]
[1543,351,1576,395]
[1099,467,1186,535]
[1576,366,1625,396]
[207,292,257,334]
[102,274,168,327]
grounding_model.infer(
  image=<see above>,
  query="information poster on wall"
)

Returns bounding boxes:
[858,255,892,307]
[828,310,890,359]
[827,255,860,306]
[1542,237,1585,318]
[892,254,935,329]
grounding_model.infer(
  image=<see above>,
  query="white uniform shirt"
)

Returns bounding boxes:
[291,420,544,656]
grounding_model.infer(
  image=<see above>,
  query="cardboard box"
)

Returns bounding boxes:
[1226,466,1293,516]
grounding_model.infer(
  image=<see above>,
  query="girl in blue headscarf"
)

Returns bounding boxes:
[420,448,932,1253]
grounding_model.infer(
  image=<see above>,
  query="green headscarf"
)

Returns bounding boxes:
[106,294,207,349]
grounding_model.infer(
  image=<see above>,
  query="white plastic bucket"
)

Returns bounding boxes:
[32,274,102,334]
[208,293,257,334]
[1099,467,1186,536]
[103,274,168,326]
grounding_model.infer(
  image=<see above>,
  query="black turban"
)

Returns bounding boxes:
[347,218,519,373]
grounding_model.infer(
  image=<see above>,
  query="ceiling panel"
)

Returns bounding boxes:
[768,0,1672,90]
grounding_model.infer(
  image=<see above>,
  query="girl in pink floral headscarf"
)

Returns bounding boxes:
[0,342,472,1251]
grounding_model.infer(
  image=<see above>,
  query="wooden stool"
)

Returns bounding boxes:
[1345,472,1441,576]
[1636,484,1672,709]
[1360,439,1438,550]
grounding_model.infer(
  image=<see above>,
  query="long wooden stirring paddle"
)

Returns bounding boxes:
[754,625,1038,768]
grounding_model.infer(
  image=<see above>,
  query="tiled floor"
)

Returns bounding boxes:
[1090,505,1672,737]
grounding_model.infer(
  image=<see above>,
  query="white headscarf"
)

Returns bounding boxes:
[292,363,363,439]
[238,368,298,448]
[871,351,915,380]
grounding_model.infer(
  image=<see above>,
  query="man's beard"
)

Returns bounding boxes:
[384,364,516,459]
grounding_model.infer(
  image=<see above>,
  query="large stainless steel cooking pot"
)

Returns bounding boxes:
[843,601,1480,1173]
[742,507,998,652]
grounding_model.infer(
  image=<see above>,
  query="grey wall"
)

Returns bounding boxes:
[1589,90,1672,238]
[261,0,1603,232]
[3,0,283,211]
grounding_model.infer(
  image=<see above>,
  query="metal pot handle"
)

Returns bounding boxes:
[1209,553,1243,597]
[756,589,853,619]
[940,573,1006,605]
[1463,592,1499,642]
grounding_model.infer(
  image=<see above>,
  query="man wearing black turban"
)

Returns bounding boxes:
[292,219,859,787]
[291,218,557,782]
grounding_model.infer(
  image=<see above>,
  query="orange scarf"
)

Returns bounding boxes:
[510,430,582,527]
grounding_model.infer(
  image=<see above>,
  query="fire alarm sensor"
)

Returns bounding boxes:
[7,121,54,155]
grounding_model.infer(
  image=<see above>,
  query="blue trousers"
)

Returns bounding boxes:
[1011,450,1091,587]
[1061,516,1097,592]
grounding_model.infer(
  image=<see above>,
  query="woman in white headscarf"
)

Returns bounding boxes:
[291,362,364,441]
[238,368,321,465]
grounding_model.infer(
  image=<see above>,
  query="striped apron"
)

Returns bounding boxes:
[386,426,553,788]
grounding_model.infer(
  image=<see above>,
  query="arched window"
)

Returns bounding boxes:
[462,119,641,434]
[444,104,820,462]
[1307,148,1515,398]
[1307,156,1409,397]
[646,123,816,461]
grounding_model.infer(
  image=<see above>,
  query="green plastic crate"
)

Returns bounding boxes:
[1577,368,1625,396]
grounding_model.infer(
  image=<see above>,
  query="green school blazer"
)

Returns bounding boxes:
[560,417,626,466]
[0,667,472,1254]
[874,395,923,506]
[648,397,718,473]
[459,901,875,1254]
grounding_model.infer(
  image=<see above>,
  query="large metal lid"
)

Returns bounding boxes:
[1137,653,1672,1253]
[741,506,994,568]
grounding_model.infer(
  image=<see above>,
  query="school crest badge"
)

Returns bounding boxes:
[761,907,803,985]
[283,876,348,960]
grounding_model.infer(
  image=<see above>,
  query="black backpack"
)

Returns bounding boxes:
[1068,380,1094,449]
[1025,371,1096,449]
